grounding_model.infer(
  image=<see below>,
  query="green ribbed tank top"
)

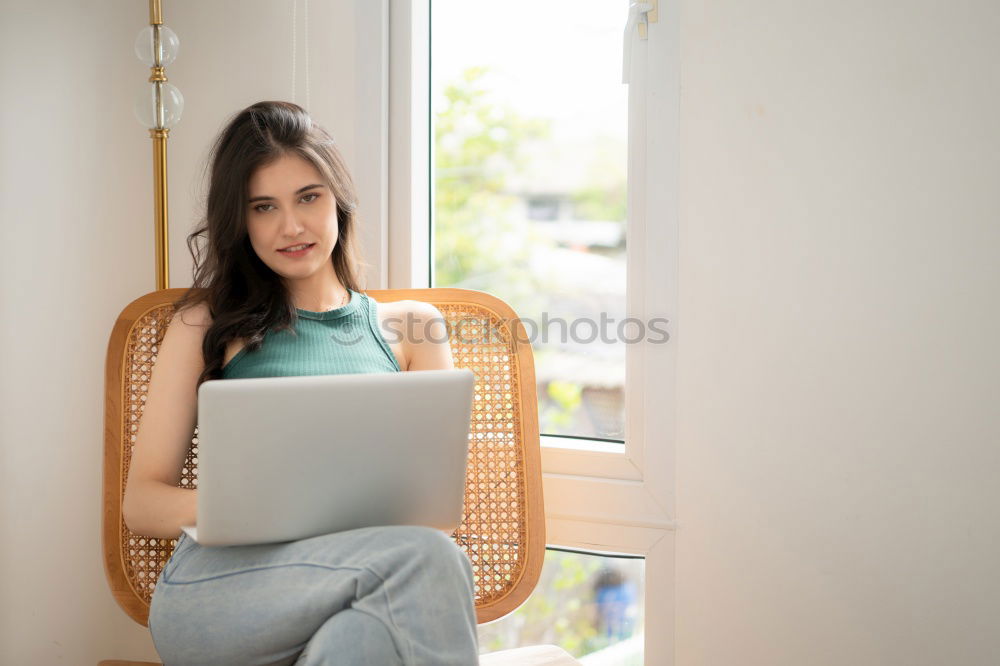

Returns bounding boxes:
[221,289,402,379]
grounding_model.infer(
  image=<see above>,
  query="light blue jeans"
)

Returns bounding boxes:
[148,525,479,665]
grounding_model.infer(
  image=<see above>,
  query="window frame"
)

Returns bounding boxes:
[382,1,677,663]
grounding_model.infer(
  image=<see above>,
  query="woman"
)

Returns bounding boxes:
[122,101,479,665]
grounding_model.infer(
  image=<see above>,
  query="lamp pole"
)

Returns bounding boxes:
[135,0,183,290]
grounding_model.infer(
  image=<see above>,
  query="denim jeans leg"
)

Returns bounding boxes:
[293,608,403,665]
[147,525,479,666]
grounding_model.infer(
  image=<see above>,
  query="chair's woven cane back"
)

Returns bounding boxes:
[103,288,545,626]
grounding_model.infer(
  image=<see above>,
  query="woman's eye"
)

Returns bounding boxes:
[251,194,316,213]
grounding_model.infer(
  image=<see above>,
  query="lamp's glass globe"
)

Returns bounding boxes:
[134,82,184,129]
[134,25,179,67]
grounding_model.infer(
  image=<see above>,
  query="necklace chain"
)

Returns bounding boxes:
[327,288,349,311]
[298,287,349,312]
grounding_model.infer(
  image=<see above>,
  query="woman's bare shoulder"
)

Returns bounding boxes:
[378,298,444,318]
[155,302,213,373]
[375,299,447,336]
[171,300,213,329]
[392,300,452,371]
[170,301,247,368]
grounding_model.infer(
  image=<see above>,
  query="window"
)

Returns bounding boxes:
[478,548,645,663]
[386,1,675,662]
[430,0,629,443]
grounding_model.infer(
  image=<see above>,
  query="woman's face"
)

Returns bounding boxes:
[245,153,339,286]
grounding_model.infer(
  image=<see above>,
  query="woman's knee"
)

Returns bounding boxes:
[398,526,466,560]
[373,526,472,579]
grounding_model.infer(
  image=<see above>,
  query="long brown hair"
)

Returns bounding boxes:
[172,101,368,386]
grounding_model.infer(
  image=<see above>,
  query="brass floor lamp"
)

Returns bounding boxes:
[133,0,182,290]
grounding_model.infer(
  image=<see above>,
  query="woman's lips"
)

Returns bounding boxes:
[278,243,315,258]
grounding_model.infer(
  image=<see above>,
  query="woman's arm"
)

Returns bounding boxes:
[121,302,209,539]
[403,302,454,372]
[402,303,461,535]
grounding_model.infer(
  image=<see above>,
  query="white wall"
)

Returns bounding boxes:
[675,1,1000,664]
[1,1,157,663]
[0,1,369,663]
[162,0,387,292]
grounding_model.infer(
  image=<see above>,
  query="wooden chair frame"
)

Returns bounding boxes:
[102,287,545,631]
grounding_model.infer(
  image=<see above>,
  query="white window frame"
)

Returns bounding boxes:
[376,2,678,663]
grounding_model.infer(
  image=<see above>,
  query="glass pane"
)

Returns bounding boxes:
[431,0,628,441]
[478,548,645,663]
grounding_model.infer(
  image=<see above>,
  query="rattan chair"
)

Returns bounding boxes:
[100,287,581,665]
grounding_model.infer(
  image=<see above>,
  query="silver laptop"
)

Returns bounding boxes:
[180,368,475,547]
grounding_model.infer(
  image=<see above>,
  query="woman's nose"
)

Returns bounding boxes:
[279,210,306,236]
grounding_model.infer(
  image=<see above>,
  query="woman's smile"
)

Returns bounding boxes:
[278,242,316,258]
